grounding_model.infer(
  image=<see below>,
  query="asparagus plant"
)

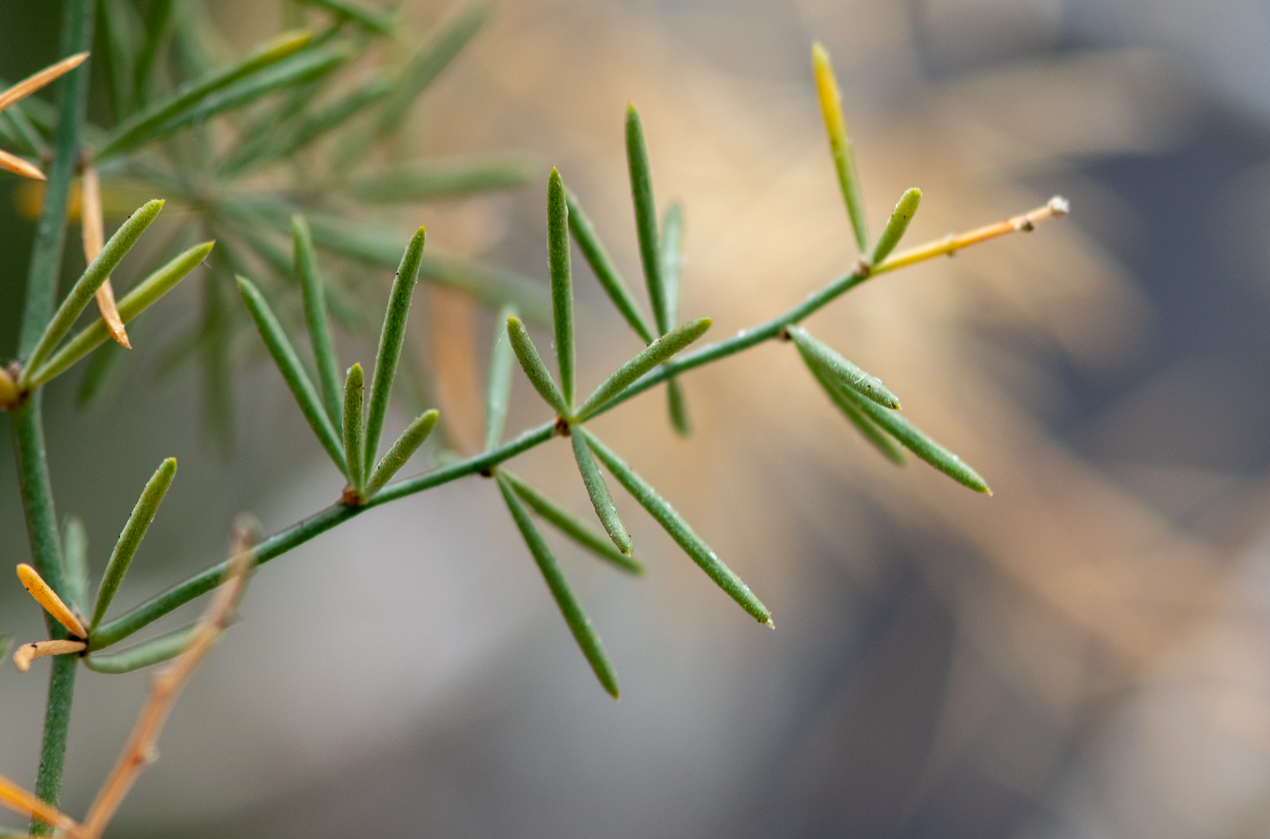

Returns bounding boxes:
[0,5,1068,836]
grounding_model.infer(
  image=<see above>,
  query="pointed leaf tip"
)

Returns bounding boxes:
[579,428,772,625]
[90,456,178,630]
[495,472,620,698]
[870,187,922,266]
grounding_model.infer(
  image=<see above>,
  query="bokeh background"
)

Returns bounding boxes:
[6,0,1270,837]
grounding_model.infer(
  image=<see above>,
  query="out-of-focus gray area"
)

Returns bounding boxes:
[5,0,1270,837]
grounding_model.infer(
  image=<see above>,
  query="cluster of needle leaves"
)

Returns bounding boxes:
[2,0,541,454]
[0,5,1069,835]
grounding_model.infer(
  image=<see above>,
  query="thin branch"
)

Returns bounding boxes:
[79,524,257,839]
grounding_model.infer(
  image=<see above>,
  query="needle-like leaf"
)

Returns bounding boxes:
[870,188,921,266]
[564,188,654,343]
[343,363,365,494]
[804,357,905,465]
[571,429,632,555]
[27,242,215,386]
[364,226,426,483]
[666,378,691,436]
[501,471,643,575]
[506,315,568,416]
[237,275,349,476]
[835,383,990,493]
[626,104,670,335]
[81,165,131,348]
[574,317,711,421]
[84,622,199,674]
[89,457,178,631]
[62,516,89,618]
[365,409,439,498]
[485,303,518,451]
[17,564,87,639]
[22,199,163,379]
[812,43,868,255]
[294,215,342,427]
[578,428,773,626]
[95,29,314,160]
[350,156,535,203]
[0,148,44,180]
[0,52,89,113]
[787,325,900,409]
[548,168,576,407]
[495,471,620,698]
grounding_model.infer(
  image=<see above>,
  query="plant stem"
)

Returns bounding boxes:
[91,198,1068,649]
[14,1,94,832]
[87,268,878,645]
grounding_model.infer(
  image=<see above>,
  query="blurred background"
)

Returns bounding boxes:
[5,0,1270,836]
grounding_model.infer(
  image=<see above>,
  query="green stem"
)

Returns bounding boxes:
[91,265,872,649]
[14,2,94,832]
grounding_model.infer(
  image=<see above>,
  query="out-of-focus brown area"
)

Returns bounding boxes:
[6,0,1270,837]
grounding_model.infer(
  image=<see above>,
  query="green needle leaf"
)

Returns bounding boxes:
[89,457,177,631]
[506,315,568,416]
[94,29,314,160]
[787,325,900,409]
[364,226,426,482]
[237,275,349,476]
[22,199,164,380]
[85,622,198,673]
[62,516,89,617]
[485,303,518,451]
[26,242,214,387]
[501,470,642,575]
[350,155,535,203]
[574,317,712,421]
[626,104,670,336]
[571,429,632,555]
[812,43,869,255]
[294,215,343,427]
[548,169,576,407]
[660,203,683,330]
[804,357,905,465]
[870,188,921,266]
[666,377,691,436]
[835,383,990,493]
[579,428,773,626]
[495,471,620,698]
[365,409,439,498]
[564,188,654,343]
[343,363,365,493]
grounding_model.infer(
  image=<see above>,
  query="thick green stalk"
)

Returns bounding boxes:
[14,1,94,831]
